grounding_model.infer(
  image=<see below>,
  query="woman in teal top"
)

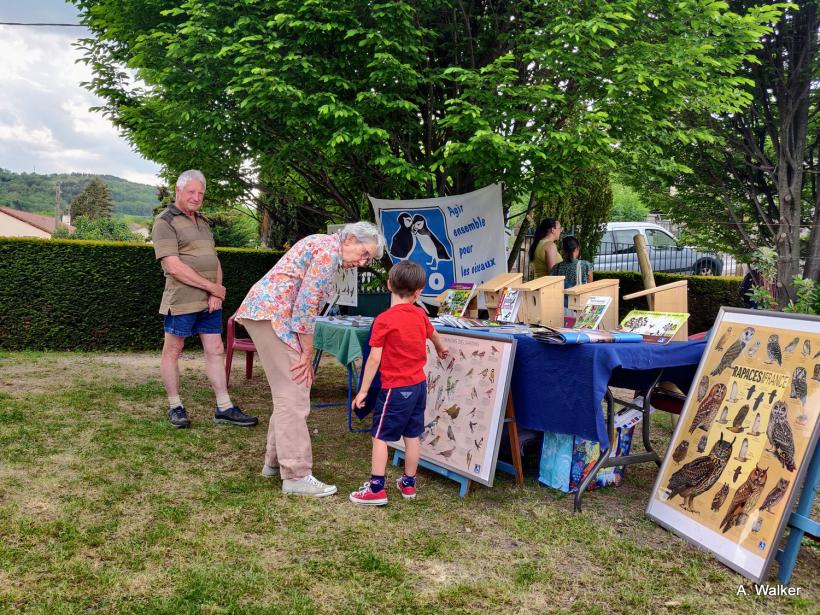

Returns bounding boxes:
[550,236,593,307]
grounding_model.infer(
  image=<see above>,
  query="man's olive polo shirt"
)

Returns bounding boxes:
[152,204,219,315]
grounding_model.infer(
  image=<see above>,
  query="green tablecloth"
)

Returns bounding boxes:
[313,321,371,365]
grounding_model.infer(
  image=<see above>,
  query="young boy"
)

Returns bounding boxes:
[350,261,448,505]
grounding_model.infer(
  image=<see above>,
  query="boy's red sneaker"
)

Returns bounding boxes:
[349,482,388,506]
[396,477,416,499]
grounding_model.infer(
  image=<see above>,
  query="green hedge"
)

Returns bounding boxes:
[0,238,282,351]
[593,270,744,334]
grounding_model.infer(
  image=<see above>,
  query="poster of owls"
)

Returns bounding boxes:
[387,330,517,486]
[647,307,819,583]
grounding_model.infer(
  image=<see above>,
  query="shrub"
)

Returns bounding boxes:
[593,270,743,334]
[0,238,282,350]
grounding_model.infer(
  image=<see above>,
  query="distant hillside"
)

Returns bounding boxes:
[0,169,159,219]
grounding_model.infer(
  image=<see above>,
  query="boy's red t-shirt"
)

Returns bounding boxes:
[369,303,434,389]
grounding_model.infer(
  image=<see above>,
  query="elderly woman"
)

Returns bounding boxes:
[235,222,385,498]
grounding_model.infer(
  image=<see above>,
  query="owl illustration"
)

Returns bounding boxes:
[764,334,782,366]
[768,389,778,405]
[783,336,799,354]
[664,433,734,513]
[697,435,708,453]
[711,482,729,511]
[727,405,749,433]
[749,413,762,436]
[751,517,763,533]
[716,406,729,424]
[697,375,709,402]
[752,391,765,412]
[789,367,807,407]
[734,438,750,462]
[801,339,811,358]
[766,401,796,471]
[813,364,820,381]
[728,381,739,403]
[672,440,689,463]
[688,383,727,434]
[716,327,733,351]
[720,465,768,533]
[733,466,742,482]
[759,478,789,514]
[711,328,755,376]
[746,341,761,358]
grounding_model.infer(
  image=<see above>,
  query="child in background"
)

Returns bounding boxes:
[350,261,448,505]
[550,236,593,308]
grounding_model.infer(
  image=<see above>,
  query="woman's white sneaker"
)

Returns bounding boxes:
[282,474,337,497]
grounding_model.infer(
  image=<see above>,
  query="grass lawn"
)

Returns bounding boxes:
[0,351,816,614]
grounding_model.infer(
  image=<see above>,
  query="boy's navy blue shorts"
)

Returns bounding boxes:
[371,381,427,442]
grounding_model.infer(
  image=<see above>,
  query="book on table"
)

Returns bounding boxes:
[572,295,612,330]
[436,283,476,317]
[495,287,523,323]
[618,310,689,344]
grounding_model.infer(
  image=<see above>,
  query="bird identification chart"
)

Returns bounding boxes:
[647,307,820,582]
[388,330,517,486]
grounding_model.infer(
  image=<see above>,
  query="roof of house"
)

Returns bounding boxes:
[0,206,75,234]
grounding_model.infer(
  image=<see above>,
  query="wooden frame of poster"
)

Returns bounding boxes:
[388,329,517,486]
[646,307,820,582]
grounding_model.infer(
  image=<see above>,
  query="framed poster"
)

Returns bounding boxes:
[388,330,517,486]
[647,307,820,582]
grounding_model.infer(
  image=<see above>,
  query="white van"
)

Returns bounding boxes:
[594,222,723,276]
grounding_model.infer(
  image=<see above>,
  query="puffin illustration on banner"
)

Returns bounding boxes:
[388,212,416,259]
[412,214,451,270]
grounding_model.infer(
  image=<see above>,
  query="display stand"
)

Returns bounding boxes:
[565,279,620,330]
[775,443,819,584]
[391,396,525,497]
[509,276,565,327]
[476,272,523,318]
[622,280,689,341]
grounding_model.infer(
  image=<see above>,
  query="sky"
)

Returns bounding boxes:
[0,0,161,185]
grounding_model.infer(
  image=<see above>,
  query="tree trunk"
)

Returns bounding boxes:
[774,3,815,306]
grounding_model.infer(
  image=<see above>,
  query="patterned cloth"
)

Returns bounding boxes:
[235,234,342,352]
[550,258,592,288]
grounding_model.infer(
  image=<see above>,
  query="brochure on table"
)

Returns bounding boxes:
[495,287,523,323]
[573,295,612,330]
[619,309,689,344]
[436,283,476,317]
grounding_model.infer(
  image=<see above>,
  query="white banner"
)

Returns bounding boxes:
[369,184,506,298]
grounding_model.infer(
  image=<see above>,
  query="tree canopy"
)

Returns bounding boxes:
[620,1,818,303]
[69,177,114,220]
[73,0,783,251]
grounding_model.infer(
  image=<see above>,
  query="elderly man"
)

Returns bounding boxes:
[152,169,258,429]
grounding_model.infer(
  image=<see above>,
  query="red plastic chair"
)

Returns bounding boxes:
[225,312,256,386]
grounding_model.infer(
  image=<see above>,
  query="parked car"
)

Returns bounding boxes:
[594,222,723,276]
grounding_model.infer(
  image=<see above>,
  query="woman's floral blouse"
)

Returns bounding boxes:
[236,234,341,352]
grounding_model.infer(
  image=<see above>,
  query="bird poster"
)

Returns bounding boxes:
[647,307,820,583]
[387,330,517,486]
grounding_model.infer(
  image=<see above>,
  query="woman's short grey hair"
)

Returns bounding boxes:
[338,221,385,259]
[176,169,207,191]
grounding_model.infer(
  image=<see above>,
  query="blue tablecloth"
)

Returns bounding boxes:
[510,336,706,449]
